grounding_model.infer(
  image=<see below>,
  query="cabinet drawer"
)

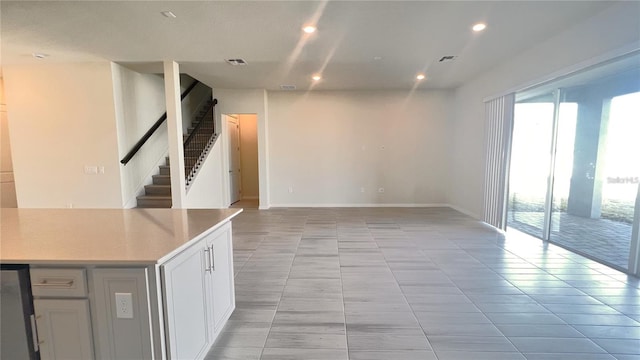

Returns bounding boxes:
[30,268,87,297]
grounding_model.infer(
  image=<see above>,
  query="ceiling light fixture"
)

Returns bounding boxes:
[161,11,177,18]
[416,74,426,80]
[472,23,486,32]
[32,53,49,59]
[312,74,322,81]
[303,25,317,34]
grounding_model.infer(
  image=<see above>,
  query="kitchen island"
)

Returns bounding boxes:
[0,208,242,360]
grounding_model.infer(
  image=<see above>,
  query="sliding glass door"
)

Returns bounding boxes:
[507,92,555,239]
[506,53,640,274]
[549,91,640,270]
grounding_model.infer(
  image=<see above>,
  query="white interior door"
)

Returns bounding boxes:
[227,116,242,204]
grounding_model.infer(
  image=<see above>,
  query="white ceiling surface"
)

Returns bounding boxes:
[0,1,626,90]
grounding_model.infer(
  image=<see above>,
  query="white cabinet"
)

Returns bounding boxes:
[162,222,235,360]
[210,227,235,332]
[162,239,212,360]
[33,299,94,360]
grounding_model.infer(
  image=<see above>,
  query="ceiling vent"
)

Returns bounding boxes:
[225,58,247,66]
[438,55,457,62]
[279,85,296,91]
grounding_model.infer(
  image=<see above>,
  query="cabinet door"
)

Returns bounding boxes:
[211,227,235,333]
[162,240,211,360]
[34,299,94,360]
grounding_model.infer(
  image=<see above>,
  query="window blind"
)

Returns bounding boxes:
[483,94,515,230]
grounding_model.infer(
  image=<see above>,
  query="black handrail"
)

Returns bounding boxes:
[184,98,218,183]
[120,80,200,165]
[183,99,217,149]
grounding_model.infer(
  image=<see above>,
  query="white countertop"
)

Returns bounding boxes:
[0,208,242,265]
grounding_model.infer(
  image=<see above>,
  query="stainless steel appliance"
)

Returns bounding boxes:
[1,265,40,359]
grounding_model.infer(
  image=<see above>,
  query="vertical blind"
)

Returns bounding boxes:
[482,93,515,230]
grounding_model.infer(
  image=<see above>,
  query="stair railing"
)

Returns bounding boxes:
[184,98,218,185]
[120,80,200,165]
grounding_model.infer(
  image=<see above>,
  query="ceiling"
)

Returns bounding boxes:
[0,1,624,90]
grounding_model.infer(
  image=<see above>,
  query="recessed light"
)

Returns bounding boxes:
[32,53,49,59]
[303,25,317,34]
[373,56,383,61]
[416,74,426,80]
[161,11,177,18]
[472,23,486,32]
[312,74,322,81]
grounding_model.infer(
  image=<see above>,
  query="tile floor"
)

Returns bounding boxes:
[206,207,640,360]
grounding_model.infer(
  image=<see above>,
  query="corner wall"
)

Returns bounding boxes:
[449,2,640,218]
[4,62,124,208]
[0,76,17,207]
[111,64,167,208]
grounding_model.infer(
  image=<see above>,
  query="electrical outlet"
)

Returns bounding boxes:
[378,187,385,193]
[115,293,134,319]
[288,186,294,193]
[360,187,365,193]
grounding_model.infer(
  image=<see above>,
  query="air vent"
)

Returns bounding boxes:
[225,58,247,66]
[280,85,296,91]
[439,55,457,62]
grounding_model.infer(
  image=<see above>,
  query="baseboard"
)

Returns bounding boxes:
[269,203,451,208]
[445,204,481,220]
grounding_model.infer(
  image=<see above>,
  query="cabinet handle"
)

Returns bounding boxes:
[30,314,39,352]
[209,245,215,271]
[33,279,74,287]
[204,248,212,272]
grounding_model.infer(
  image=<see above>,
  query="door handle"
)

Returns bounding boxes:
[209,245,215,271]
[204,248,212,272]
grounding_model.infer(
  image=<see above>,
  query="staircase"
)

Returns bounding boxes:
[136,98,216,208]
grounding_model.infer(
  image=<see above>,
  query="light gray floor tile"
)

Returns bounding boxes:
[204,347,262,360]
[523,353,616,359]
[264,332,347,349]
[485,312,567,325]
[421,323,504,337]
[573,325,640,339]
[260,348,348,360]
[348,350,438,360]
[214,329,269,348]
[556,313,640,326]
[496,324,584,338]
[428,335,517,352]
[509,337,607,353]
[436,351,526,360]
[591,338,640,355]
[347,333,431,351]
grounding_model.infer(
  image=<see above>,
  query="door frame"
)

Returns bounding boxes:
[220,113,261,208]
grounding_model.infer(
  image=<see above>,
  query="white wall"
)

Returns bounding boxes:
[214,89,269,208]
[450,2,640,218]
[0,76,17,207]
[185,139,225,208]
[111,64,167,208]
[267,90,452,206]
[4,62,124,208]
[239,114,259,199]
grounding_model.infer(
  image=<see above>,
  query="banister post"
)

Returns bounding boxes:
[163,61,187,208]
